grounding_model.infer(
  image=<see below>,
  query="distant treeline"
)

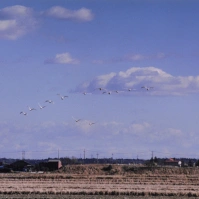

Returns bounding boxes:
[0,157,198,166]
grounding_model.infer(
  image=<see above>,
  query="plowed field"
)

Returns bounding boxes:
[1,165,199,198]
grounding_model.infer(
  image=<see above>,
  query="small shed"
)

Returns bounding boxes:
[47,159,62,171]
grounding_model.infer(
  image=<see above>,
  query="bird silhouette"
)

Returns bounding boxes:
[141,86,153,91]
[20,111,27,116]
[72,116,81,122]
[57,94,68,100]
[38,103,46,109]
[89,122,95,126]
[27,106,36,111]
[45,100,54,104]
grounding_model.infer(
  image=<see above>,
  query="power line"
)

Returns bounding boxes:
[1,148,199,159]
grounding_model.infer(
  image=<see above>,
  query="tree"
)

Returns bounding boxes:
[154,156,158,163]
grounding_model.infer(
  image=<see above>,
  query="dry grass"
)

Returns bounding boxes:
[1,165,199,197]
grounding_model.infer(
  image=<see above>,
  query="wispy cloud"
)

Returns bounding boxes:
[126,52,166,61]
[0,5,94,40]
[76,66,199,95]
[0,120,196,158]
[45,52,79,64]
[42,6,94,22]
[0,5,38,40]
[121,122,183,141]
[123,122,151,135]
[92,53,166,64]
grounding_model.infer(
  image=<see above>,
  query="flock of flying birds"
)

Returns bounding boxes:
[20,86,153,125]
[82,86,153,95]
[20,93,67,115]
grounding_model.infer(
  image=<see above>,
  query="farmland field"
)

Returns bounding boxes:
[0,195,198,199]
[1,164,199,198]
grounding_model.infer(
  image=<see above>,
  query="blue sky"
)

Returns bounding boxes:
[1,0,199,159]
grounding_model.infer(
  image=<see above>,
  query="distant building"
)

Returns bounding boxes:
[164,158,180,167]
[10,160,33,171]
[48,159,62,171]
[38,159,62,171]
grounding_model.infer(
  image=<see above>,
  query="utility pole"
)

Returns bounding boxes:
[84,149,85,164]
[151,151,154,165]
[58,149,59,159]
[97,153,99,164]
[22,151,25,160]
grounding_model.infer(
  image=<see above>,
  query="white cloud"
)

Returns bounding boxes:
[122,122,152,137]
[126,52,166,61]
[76,66,199,95]
[96,72,116,87]
[93,53,166,64]
[43,6,94,22]
[129,122,151,133]
[156,52,166,59]
[0,5,37,40]
[120,122,184,146]
[72,120,97,134]
[45,52,79,64]
[0,5,31,16]
[0,20,16,31]
[0,120,198,158]
[128,54,147,61]
[0,5,93,40]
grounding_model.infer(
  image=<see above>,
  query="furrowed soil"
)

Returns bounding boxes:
[1,164,199,198]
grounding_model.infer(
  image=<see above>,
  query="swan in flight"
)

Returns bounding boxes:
[27,106,36,111]
[114,90,120,93]
[83,92,92,95]
[102,89,110,94]
[57,94,68,100]
[102,91,111,95]
[141,86,154,91]
[103,90,118,95]
[89,122,95,126]
[126,88,136,92]
[95,87,105,91]
[20,111,27,116]
[38,103,46,109]
[45,100,54,104]
[72,116,81,122]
